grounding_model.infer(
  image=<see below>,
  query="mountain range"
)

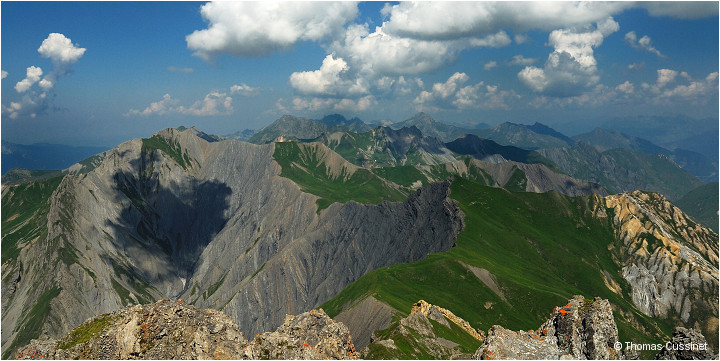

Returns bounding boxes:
[2,114,717,359]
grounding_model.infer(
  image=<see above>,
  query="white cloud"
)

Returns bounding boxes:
[186,1,358,60]
[657,69,678,88]
[659,71,718,99]
[289,54,367,97]
[178,91,233,116]
[289,95,375,112]
[127,92,233,116]
[37,33,86,65]
[514,34,528,44]
[127,93,178,116]
[413,72,517,111]
[167,66,194,73]
[625,31,664,57]
[484,61,498,70]
[509,55,537,66]
[2,33,86,120]
[1,70,7,79]
[380,2,628,40]
[518,17,619,97]
[616,81,634,94]
[332,24,508,77]
[38,78,54,91]
[1,92,48,119]
[628,62,645,70]
[230,83,259,96]
[14,66,43,93]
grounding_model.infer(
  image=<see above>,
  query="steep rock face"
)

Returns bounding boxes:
[13,300,358,360]
[473,296,621,360]
[1,128,464,355]
[604,191,718,343]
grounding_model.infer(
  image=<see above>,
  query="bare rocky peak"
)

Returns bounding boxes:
[473,295,621,360]
[13,299,358,360]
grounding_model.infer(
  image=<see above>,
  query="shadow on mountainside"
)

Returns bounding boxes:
[104,157,232,295]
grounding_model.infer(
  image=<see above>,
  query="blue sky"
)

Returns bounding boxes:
[1,1,718,147]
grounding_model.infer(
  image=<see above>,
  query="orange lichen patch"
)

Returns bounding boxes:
[558,309,570,316]
[177,299,183,304]
[302,342,309,348]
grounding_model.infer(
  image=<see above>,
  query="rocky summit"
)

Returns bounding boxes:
[13,299,358,360]
[472,296,621,360]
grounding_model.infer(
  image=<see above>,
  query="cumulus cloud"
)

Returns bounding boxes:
[38,33,86,65]
[289,54,367,97]
[127,92,233,116]
[413,72,518,111]
[653,71,718,100]
[290,95,375,112]
[330,24,509,78]
[15,66,43,93]
[616,81,634,94]
[1,70,7,79]
[625,31,664,57]
[186,2,358,60]
[380,2,629,40]
[484,61,498,70]
[514,34,528,44]
[230,83,259,96]
[509,55,537,66]
[517,17,619,97]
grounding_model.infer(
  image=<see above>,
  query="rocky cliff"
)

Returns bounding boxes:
[13,299,358,360]
[604,190,719,349]
[1,127,464,356]
[473,296,621,360]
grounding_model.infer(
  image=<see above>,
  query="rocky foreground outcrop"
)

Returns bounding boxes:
[473,295,621,360]
[13,299,358,360]
[656,327,713,360]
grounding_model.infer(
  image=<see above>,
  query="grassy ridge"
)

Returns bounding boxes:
[273,142,406,210]
[323,178,672,358]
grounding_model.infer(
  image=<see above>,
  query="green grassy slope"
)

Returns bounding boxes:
[322,178,673,358]
[273,141,406,210]
[1,176,64,265]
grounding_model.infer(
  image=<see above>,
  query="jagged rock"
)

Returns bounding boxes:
[244,308,358,360]
[473,325,562,360]
[655,327,713,360]
[13,300,358,360]
[411,300,485,342]
[473,296,621,360]
[364,300,484,359]
[14,299,247,359]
